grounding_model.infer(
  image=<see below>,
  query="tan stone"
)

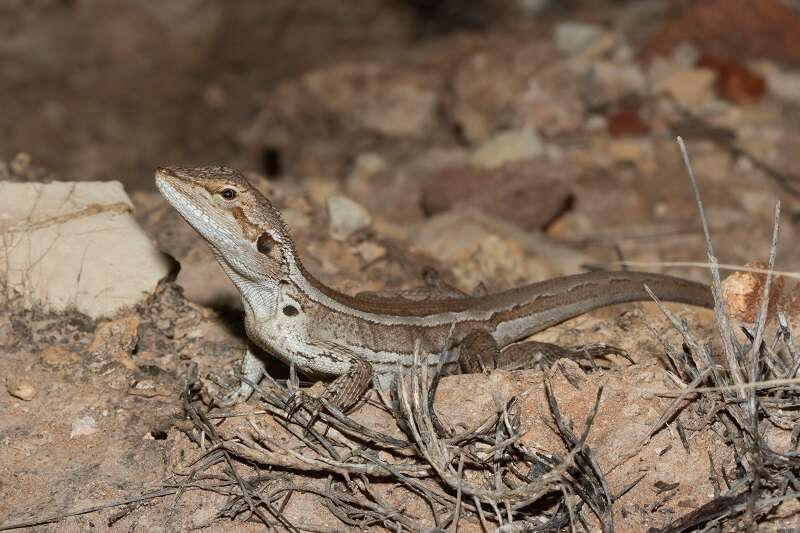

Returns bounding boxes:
[6,375,37,401]
[654,68,717,106]
[40,345,82,367]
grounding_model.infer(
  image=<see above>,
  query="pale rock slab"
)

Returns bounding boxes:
[326,195,372,241]
[0,181,172,318]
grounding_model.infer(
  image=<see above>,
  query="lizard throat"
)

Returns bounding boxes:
[217,257,279,318]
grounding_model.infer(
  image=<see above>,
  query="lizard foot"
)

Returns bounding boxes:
[285,390,324,428]
[214,381,255,408]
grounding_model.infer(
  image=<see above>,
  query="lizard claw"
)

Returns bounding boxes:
[214,381,255,408]
[285,391,324,428]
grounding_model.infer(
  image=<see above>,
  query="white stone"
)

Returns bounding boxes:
[0,181,172,318]
[470,128,543,169]
[586,61,647,102]
[327,195,372,241]
[555,22,605,56]
[349,152,387,181]
[70,415,98,437]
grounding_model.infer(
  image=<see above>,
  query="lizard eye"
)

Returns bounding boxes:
[220,188,237,200]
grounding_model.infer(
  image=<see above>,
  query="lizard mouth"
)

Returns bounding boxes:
[155,171,215,236]
[155,169,243,265]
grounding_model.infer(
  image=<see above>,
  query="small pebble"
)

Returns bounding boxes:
[6,377,37,401]
[71,415,98,437]
[327,195,372,241]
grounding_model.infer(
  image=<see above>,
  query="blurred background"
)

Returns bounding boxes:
[2,1,798,183]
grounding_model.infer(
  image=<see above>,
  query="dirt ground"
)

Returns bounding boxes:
[3,1,800,531]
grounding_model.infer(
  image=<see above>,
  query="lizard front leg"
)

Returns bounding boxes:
[215,342,266,407]
[285,342,373,421]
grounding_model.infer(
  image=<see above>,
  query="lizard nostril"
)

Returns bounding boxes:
[282,305,299,317]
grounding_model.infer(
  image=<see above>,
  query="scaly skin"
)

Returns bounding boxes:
[155,165,714,415]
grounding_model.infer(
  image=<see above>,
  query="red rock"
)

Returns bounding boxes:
[697,56,766,105]
[608,103,649,136]
[721,261,783,322]
[644,0,800,65]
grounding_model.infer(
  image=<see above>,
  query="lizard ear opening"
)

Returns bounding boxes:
[256,232,274,255]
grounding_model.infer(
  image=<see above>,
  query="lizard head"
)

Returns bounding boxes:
[155,165,295,283]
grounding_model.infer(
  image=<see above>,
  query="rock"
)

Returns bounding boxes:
[752,60,800,104]
[280,208,312,232]
[516,0,550,15]
[70,415,98,438]
[581,61,647,107]
[697,56,765,105]
[414,208,589,276]
[451,234,536,289]
[414,210,560,289]
[698,57,767,105]
[607,103,650,136]
[327,195,372,241]
[0,181,172,318]
[517,80,586,136]
[420,158,574,230]
[40,345,82,367]
[347,152,388,183]
[470,128,544,169]
[447,42,550,143]
[415,212,494,264]
[643,0,800,65]
[554,22,605,55]
[306,179,339,207]
[722,261,783,323]
[346,155,428,225]
[9,152,32,175]
[89,315,141,369]
[128,379,171,398]
[353,241,386,263]
[607,138,655,165]
[358,80,438,138]
[239,62,441,177]
[6,376,37,401]
[783,283,800,329]
[653,68,717,106]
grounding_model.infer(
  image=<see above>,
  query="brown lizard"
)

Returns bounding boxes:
[156,165,713,415]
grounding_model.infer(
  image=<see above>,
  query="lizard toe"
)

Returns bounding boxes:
[285,391,323,423]
[214,381,255,408]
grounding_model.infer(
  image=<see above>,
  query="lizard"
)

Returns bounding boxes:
[155,165,714,416]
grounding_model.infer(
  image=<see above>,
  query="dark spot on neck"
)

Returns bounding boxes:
[283,305,299,317]
[257,232,273,254]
